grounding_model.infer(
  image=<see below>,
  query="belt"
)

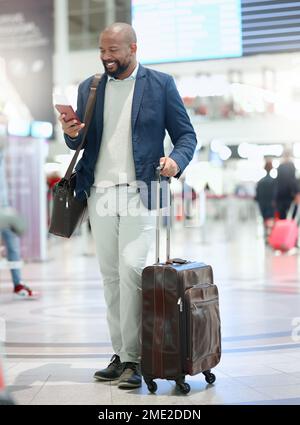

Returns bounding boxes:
[114,183,140,193]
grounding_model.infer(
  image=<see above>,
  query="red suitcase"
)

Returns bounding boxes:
[141,169,221,394]
[269,219,298,251]
[269,204,299,251]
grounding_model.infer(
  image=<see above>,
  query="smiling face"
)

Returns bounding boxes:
[99,26,137,80]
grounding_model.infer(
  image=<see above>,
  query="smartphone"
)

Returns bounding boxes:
[55,104,81,123]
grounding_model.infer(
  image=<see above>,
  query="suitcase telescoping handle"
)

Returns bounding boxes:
[287,202,300,225]
[155,166,188,265]
[155,165,171,263]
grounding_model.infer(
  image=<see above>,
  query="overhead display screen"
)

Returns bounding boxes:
[132,0,300,64]
[242,0,300,55]
[132,0,243,64]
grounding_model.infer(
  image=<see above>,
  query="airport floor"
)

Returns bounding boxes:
[1,217,300,405]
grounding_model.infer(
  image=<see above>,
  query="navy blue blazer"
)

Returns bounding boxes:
[65,64,197,209]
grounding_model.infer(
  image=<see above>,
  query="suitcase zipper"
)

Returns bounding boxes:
[192,283,213,289]
[178,273,187,375]
[177,297,183,312]
[191,297,218,309]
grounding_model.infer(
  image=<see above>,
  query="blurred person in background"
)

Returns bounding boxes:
[181,174,196,220]
[274,149,300,219]
[255,159,275,239]
[0,137,38,299]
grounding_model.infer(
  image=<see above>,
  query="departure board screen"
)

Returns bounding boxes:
[242,0,300,55]
[132,0,300,64]
[132,0,243,64]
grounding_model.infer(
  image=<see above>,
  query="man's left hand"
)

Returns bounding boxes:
[159,157,179,177]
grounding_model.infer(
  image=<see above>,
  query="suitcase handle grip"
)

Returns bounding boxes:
[166,258,188,265]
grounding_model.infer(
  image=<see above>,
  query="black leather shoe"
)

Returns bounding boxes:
[118,362,142,389]
[94,354,124,381]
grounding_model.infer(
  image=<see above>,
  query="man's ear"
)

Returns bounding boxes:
[130,43,137,54]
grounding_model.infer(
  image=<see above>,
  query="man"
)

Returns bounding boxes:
[0,136,38,299]
[255,160,275,240]
[274,149,300,219]
[59,23,197,389]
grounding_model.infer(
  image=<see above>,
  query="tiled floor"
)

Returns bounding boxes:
[1,216,300,405]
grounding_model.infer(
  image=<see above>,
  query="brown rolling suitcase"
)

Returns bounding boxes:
[141,169,221,394]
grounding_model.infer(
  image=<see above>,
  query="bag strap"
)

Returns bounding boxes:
[64,73,102,180]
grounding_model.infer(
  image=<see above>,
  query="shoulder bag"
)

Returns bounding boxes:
[49,74,102,238]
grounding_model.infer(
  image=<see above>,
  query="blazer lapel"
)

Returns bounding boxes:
[131,65,147,131]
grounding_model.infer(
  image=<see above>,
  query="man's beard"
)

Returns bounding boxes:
[103,59,131,79]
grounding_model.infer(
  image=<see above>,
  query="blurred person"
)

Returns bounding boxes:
[274,149,300,219]
[0,208,21,406]
[58,23,197,388]
[203,180,214,200]
[181,175,196,220]
[81,219,94,256]
[0,208,26,235]
[0,138,38,299]
[255,160,275,239]
[204,182,214,195]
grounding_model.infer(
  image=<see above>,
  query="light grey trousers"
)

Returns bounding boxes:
[88,185,155,363]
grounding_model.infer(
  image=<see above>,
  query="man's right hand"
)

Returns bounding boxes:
[58,114,85,138]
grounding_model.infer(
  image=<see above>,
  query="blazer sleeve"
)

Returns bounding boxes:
[64,82,85,150]
[165,76,197,177]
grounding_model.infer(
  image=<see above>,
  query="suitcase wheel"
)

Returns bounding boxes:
[176,382,191,394]
[203,370,216,385]
[175,377,191,394]
[144,378,157,394]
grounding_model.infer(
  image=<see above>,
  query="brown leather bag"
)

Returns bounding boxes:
[141,168,221,394]
[49,74,101,238]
